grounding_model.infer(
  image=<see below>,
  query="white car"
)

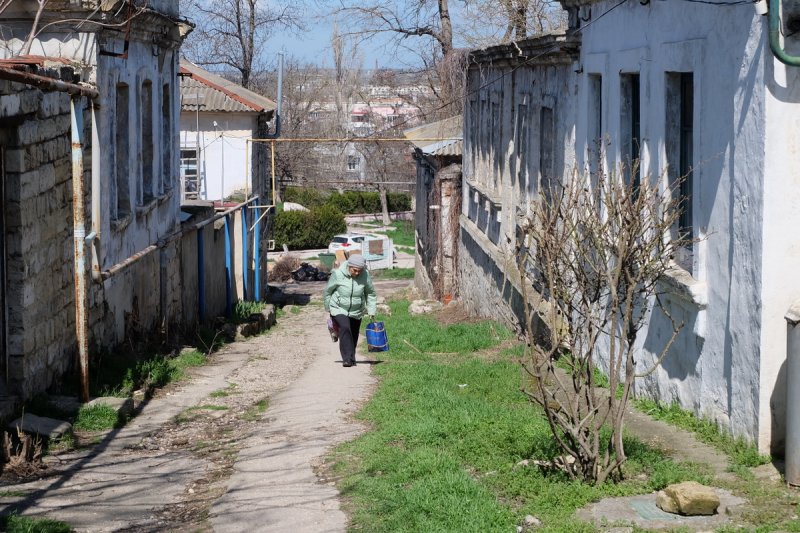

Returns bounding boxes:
[327,233,368,254]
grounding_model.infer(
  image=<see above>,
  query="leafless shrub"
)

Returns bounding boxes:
[270,254,301,281]
[517,168,688,484]
[3,428,44,478]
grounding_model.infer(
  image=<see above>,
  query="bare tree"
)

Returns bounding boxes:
[183,0,302,88]
[459,0,566,48]
[516,168,687,484]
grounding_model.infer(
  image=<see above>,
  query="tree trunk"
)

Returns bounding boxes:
[379,186,390,226]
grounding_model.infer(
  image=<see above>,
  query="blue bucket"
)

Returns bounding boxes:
[365,321,389,352]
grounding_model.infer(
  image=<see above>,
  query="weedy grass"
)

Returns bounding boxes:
[73,404,121,432]
[634,398,771,468]
[372,267,415,280]
[328,300,711,532]
[0,514,73,533]
[232,300,267,324]
[241,398,269,422]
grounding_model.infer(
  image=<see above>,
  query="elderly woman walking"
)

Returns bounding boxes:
[323,254,377,367]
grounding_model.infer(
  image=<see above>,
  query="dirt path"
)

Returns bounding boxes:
[0,280,410,532]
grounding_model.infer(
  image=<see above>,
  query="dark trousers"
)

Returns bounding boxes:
[332,314,362,364]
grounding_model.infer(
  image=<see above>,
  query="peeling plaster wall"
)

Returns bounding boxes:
[461,0,792,450]
[459,47,579,327]
[572,0,772,449]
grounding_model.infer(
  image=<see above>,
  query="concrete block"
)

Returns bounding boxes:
[17,114,70,145]
[4,148,25,173]
[38,92,70,118]
[8,413,72,440]
[0,93,21,118]
[19,90,43,115]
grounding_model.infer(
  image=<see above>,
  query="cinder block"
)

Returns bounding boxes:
[19,90,43,115]
[0,94,21,118]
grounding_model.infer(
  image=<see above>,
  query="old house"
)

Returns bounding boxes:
[179,60,275,202]
[405,116,462,300]
[459,1,800,453]
[0,2,264,408]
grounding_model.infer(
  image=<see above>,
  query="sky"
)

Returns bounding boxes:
[264,17,424,70]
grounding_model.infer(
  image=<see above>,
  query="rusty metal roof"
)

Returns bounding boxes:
[403,115,462,156]
[179,60,275,114]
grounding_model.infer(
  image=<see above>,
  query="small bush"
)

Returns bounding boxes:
[272,206,345,249]
[307,205,347,246]
[387,192,412,212]
[284,186,327,208]
[286,187,412,215]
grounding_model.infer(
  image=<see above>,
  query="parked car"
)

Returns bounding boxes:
[327,233,368,254]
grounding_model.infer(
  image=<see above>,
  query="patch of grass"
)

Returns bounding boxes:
[328,300,711,532]
[0,514,73,533]
[73,404,120,432]
[387,220,415,247]
[210,389,230,398]
[232,300,267,324]
[196,404,228,411]
[241,398,269,421]
[0,490,29,497]
[290,306,302,314]
[372,267,415,280]
[634,398,771,467]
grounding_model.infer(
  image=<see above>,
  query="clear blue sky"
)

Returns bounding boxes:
[265,17,423,70]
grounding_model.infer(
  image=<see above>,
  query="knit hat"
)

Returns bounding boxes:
[348,255,366,269]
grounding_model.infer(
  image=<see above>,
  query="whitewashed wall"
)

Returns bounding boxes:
[179,112,257,201]
[570,0,800,452]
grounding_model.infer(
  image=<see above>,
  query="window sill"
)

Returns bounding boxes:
[659,263,707,309]
[136,198,161,218]
[111,214,132,233]
[158,188,174,205]
[466,178,502,206]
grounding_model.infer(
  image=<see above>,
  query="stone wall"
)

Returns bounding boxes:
[0,77,84,397]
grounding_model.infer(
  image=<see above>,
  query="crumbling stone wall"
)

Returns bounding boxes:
[0,77,84,398]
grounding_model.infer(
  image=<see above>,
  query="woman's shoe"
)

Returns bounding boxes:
[343,361,355,367]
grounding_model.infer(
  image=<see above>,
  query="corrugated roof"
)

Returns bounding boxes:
[179,60,276,114]
[403,115,462,156]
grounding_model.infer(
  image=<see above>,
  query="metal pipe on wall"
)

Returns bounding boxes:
[241,206,248,301]
[786,303,800,485]
[224,215,232,317]
[70,96,90,402]
[253,206,260,301]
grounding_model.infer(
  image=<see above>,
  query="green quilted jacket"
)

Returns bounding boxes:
[323,261,377,319]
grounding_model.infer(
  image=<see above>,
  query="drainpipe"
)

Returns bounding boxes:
[786,302,800,485]
[90,102,102,282]
[770,0,800,66]
[71,96,91,402]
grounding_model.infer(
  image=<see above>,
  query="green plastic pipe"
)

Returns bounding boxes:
[770,0,800,66]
